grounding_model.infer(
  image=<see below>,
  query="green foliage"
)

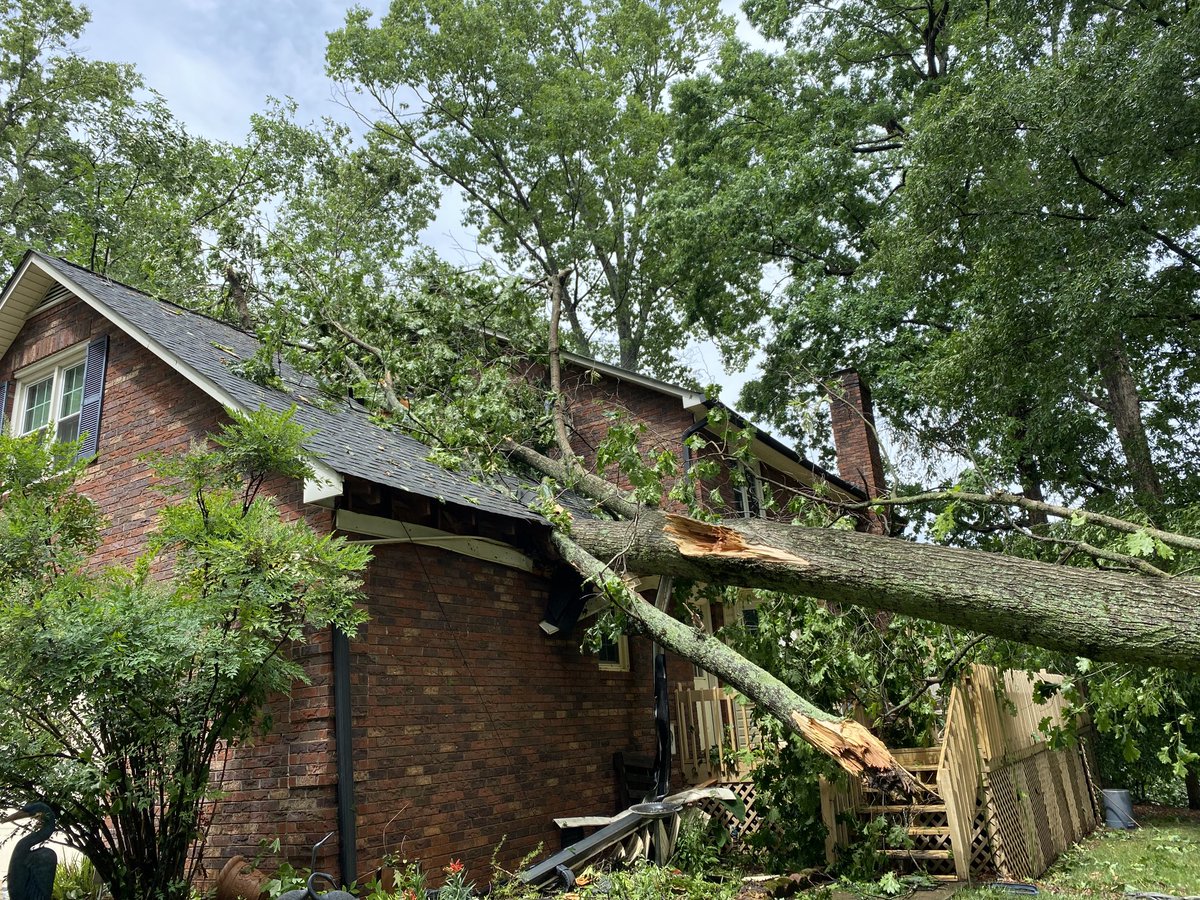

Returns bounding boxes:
[0,0,264,302]
[438,860,474,900]
[576,858,738,900]
[327,0,733,375]
[723,591,973,747]
[51,856,105,900]
[261,859,310,900]
[670,811,726,876]
[487,842,543,900]
[669,0,1200,509]
[742,732,830,872]
[0,408,369,900]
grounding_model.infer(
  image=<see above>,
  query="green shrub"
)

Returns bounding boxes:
[52,857,104,900]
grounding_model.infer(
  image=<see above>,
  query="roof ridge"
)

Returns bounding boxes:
[34,252,256,338]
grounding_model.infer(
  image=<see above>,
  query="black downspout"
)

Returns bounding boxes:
[652,652,670,799]
[650,578,674,800]
[680,417,709,474]
[333,627,357,887]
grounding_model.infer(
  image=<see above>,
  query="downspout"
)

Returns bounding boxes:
[651,577,674,799]
[680,417,708,474]
[332,627,357,887]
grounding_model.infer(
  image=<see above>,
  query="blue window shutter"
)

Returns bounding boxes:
[76,335,108,462]
[0,379,8,432]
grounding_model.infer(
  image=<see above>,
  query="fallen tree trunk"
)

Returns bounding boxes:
[551,529,918,791]
[569,512,1200,672]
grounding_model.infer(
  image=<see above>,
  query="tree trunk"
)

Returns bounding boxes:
[1187,767,1200,811]
[568,512,1200,672]
[550,530,919,791]
[1098,339,1164,522]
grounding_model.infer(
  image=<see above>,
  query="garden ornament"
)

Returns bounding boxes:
[276,832,355,900]
[2,802,58,900]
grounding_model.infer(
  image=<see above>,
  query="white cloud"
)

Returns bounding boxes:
[79,0,388,141]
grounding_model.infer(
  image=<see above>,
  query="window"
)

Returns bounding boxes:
[731,463,764,518]
[19,359,86,441]
[9,336,108,460]
[597,634,630,672]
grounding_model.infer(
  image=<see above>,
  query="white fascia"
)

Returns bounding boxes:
[20,258,344,506]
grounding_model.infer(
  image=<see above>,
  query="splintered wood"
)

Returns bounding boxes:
[664,515,811,566]
[793,713,920,795]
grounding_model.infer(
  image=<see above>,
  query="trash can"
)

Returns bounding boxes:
[1101,788,1137,829]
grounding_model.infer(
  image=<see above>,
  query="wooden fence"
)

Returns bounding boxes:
[822,665,1101,881]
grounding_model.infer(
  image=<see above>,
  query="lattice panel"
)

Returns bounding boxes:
[1079,735,1105,825]
[695,781,770,847]
[969,800,995,876]
[1023,755,1055,873]
[984,767,1034,879]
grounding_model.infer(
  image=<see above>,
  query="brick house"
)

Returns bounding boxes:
[0,252,878,887]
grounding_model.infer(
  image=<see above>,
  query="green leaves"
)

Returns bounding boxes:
[0,409,369,900]
[328,0,733,374]
[669,0,1200,511]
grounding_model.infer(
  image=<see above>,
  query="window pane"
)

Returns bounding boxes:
[57,414,81,444]
[58,363,85,418]
[598,637,620,664]
[21,377,53,434]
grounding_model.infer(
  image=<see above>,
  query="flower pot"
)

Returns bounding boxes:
[217,855,270,900]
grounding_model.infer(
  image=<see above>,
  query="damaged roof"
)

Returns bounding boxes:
[26,253,545,526]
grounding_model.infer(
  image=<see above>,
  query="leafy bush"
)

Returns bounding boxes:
[52,857,105,900]
[579,859,737,900]
[0,408,370,900]
[670,811,724,875]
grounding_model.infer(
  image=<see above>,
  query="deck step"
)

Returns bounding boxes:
[863,804,947,814]
[905,826,951,836]
[883,849,952,860]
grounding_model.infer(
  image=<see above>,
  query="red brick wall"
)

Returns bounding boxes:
[337,541,661,881]
[1,296,342,876]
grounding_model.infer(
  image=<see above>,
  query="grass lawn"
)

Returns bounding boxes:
[957,807,1200,900]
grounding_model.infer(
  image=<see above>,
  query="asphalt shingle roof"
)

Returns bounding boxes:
[37,254,545,525]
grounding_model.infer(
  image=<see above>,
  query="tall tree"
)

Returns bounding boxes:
[0,0,265,303]
[326,0,733,376]
[667,0,1200,515]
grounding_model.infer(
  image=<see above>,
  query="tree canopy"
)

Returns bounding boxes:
[668,0,1200,516]
[326,0,733,376]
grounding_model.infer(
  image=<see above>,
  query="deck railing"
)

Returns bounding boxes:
[674,684,762,784]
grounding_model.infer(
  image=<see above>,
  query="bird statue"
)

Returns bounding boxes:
[3,802,58,900]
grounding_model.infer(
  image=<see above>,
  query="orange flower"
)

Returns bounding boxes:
[445,859,464,875]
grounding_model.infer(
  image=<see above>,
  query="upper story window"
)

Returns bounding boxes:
[18,356,86,441]
[732,462,765,518]
[6,335,109,461]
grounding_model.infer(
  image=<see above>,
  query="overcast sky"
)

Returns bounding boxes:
[76,0,759,399]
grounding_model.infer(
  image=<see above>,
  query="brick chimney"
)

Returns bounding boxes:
[828,370,888,533]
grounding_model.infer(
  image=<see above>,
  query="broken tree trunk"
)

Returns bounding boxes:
[568,512,1200,672]
[550,529,917,790]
